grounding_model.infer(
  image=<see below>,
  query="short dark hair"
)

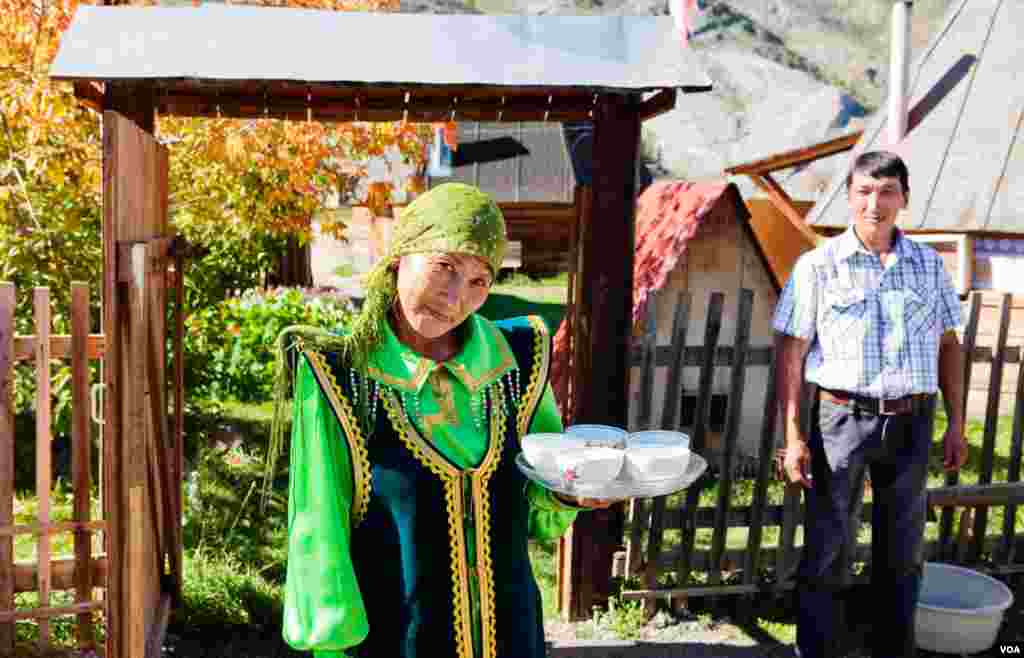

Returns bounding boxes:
[846,150,909,195]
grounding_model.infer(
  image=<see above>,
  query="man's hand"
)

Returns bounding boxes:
[784,439,813,488]
[942,425,968,472]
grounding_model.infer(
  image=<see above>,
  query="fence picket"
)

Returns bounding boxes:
[941,292,981,559]
[643,293,691,593]
[34,288,52,646]
[744,343,778,587]
[1004,329,1024,566]
[971,293,1012,563]
[625,292,658,578]
[0,283,14,651]
[71,282,95,647]
[709,290,753,593]
[676,293,724,585]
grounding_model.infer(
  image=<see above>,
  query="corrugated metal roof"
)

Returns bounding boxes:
[806,0,1024,233]
[51,5,712,92]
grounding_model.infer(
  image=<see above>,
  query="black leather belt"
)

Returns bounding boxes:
[819,388,934,416]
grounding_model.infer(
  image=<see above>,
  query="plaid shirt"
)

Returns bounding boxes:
[773,227,962,398]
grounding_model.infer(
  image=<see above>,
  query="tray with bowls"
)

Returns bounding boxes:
[516,424,708,500]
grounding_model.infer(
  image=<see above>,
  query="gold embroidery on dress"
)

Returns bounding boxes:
[366,357,432,393]
[473,381,506,658]
[303,349,373,526]
[448,322,517,394]
[518,316,551,436]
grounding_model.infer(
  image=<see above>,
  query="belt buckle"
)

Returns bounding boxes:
[879,397,900,415]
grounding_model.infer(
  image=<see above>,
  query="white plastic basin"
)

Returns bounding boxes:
[915,562,1014,655]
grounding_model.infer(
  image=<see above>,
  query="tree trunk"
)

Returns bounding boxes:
[268,236,313,288]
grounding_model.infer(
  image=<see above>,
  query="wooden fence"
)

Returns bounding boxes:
[620,289,1024,607]
[0,283,106,653]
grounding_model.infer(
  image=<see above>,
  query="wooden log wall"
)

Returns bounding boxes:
[499,201,576,276]
[0,283,107,653]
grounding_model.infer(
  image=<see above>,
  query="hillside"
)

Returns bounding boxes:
[396,0,956,190]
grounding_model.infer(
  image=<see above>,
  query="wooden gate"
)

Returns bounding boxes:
[102,111,184,658]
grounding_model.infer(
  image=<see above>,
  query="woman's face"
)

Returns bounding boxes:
[394,252,494,340]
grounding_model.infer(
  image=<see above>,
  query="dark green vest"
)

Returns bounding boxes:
[319,317,551,658]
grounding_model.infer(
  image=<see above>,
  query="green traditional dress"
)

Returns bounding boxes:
[281,312,579,658]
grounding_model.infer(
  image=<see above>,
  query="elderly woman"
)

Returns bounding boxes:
[267,183,604,658]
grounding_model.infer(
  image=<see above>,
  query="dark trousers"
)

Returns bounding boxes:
[796,396,934,658]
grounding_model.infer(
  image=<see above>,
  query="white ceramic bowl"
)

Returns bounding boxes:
[622,444,691,481]
[565,424,628,449]
[520,432,565,475]
[629,430,691,448]
[555,447,624,485]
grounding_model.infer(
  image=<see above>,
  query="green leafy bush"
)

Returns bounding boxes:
[184,287,354,402]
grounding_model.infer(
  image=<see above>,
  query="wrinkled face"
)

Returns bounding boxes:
[394,252,494,340]
[847,173,907,236]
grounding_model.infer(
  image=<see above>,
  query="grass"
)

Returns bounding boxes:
[480,271,568,331]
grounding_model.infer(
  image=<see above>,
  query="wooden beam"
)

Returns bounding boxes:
[751,174,823,247]
[562,94,641,621]
[116,238,176,283]
[13,557,108,594]
[638,89,677,122]
[13,334,106,362]
[725,131,862,176]
[73,81,104,113]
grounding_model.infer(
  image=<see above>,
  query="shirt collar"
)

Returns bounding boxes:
[366,314,516,395]
[835,225,914,262]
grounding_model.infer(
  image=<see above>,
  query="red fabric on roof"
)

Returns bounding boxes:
[550,179,729,420]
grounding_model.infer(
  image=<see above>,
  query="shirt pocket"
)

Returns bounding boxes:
[821,287,868,359]
[903,285,938,338]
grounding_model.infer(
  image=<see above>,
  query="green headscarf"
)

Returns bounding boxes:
[263,183,507,506]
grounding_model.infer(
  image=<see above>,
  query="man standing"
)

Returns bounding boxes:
[773,151,969,658]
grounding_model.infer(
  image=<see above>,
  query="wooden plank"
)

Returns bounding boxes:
[0,521,107,538]
[102,109,125,658]
[172,247,185,600]
[724,131,862,176]
[643,294,691,593]
[625,294,658,577]
[0,283,14,652]
[12,335,107,362]
[35,287,52,647]
[776,482,802,585]
[940,292,981,559]
[14,556,108,594]
[638,89,677,122]
[71,282,95,648]
[129,486,145,658]
[114,237,175,283]
[751,174,822,248]
[563,94,641,620]
[709,290,753,590]
[744,346,778,586]
[1003,325,1024,565]
[928,482,1024,508]
[676,293,724,584]
[970,293,1011,563]
[145,593,172,658]
[0,601,104,624]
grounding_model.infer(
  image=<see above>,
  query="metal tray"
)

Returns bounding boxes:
[515,452,707,501]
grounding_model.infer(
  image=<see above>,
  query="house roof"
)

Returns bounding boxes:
[51,6,712,123]
[807,0,1024,233]
[632,180,750,327]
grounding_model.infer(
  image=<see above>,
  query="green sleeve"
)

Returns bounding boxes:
[282,356,368,657]
[524,383,583,541]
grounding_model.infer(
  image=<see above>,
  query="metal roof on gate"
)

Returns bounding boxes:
[50,6,712,123]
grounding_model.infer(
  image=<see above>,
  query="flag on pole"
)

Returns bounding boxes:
[670,0,699,46]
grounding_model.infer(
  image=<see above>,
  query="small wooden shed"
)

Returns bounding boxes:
[623,180,779,459]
